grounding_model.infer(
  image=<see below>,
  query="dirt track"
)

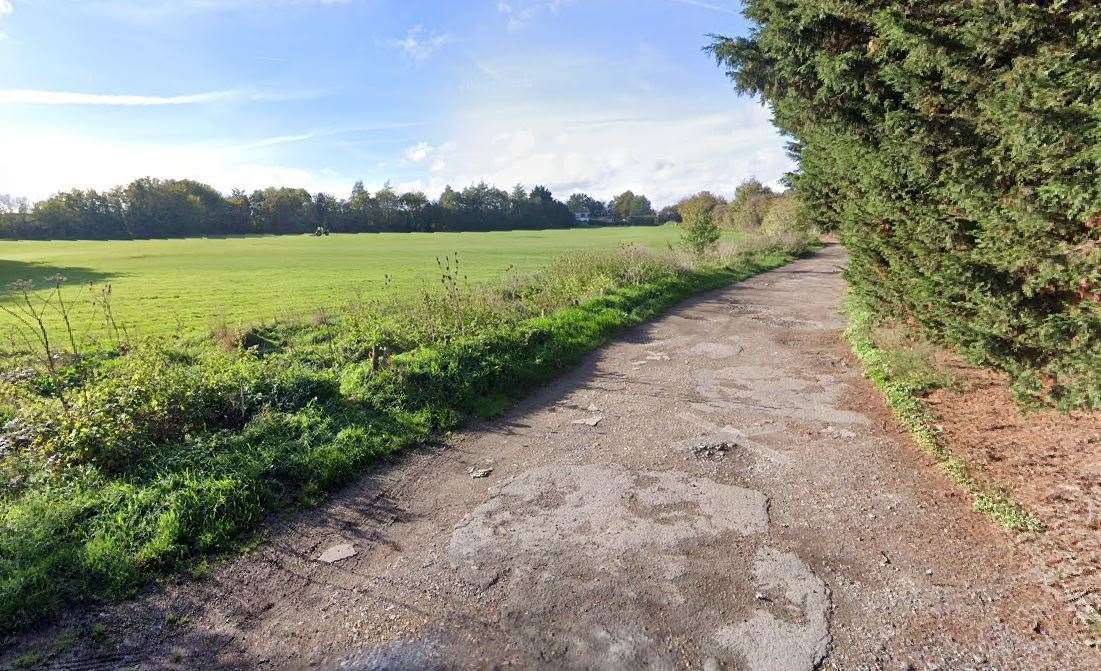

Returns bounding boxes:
[28,245,1096,670]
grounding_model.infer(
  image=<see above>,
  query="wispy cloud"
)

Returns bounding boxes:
[496,0,568,31]
[404,141,434,162]
[661,0,738,14]
[240,132,318,150]
[86,0,353,24]
[0,88,309,106]
[0,0,12,40]
[389,26,451,61]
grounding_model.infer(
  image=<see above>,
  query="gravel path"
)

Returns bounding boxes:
[29,245,1095,670]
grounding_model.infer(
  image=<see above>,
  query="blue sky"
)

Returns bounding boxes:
[0,0,791,206]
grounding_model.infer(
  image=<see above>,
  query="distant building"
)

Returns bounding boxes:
[572,208,592,224]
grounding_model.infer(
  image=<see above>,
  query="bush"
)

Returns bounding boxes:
[679,200,722,259]
[724,179,776,231]
[760,193,809,236]
[710,2,1101,408]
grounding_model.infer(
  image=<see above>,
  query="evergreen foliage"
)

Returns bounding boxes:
[709,1,1101,408]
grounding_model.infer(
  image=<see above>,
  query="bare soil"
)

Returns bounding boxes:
[4,245,1097,670]
[926,361,1101,638]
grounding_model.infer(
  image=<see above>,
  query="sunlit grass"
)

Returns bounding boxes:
[0,225,729,340]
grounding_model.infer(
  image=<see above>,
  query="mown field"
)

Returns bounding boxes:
[0,225,712,341]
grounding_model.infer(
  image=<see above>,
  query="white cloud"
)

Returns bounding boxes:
[0,88,305,106]
[0,0,12,39]
[389,26,450,62]
[404,141,434,162]
[409,102,792,207]
[0,127,348,201]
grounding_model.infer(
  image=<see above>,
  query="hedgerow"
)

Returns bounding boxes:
[709,2,1101,408]
[0,234,812,634]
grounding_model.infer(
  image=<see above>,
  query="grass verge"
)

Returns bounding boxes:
[0,235,811,636]
[844,297,1043,534]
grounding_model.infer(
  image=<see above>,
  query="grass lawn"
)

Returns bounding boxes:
[0,225,718,341]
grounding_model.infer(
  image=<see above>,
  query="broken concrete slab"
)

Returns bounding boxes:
[467,466,493,479]
[317,543,356,564]
[571,415,603,427]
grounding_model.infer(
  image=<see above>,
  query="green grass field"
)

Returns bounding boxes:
[0,225,708,341]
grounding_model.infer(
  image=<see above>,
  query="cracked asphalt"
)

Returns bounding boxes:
[26,245,1096,670]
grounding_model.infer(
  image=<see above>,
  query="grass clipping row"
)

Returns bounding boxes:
[0,233,811,635]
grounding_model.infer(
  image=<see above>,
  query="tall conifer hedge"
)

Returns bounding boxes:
[709,2,1101,408]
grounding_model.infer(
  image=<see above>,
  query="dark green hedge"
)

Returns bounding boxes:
[710,1,1101,408]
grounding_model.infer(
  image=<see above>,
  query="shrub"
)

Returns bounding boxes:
[723,179,776,231]
[761,193,809,236]
[710,2,1101,408]
[679,200,722,259]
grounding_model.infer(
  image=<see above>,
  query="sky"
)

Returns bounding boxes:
[0,0,792,207]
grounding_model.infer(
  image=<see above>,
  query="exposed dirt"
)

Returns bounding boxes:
[5,245,1097,670]
[926,362,1101,637]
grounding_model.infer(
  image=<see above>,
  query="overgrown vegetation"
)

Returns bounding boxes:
[666,181,807,236]
[710,2,1101,409]
[678,198,722,259]
[0,231,814,635]
[845,297,1043,534]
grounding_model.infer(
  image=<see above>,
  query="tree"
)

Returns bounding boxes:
[610,191,655,222]
[567,193,606,218]
[674,192,726,223]
[314,192,341,231]
[0,194,29,215]
[249,187,315,234]
[725,179,774,230]
[657,205,681,224]
[529,185,553,204]
[439,185,461,210]
[708,0,1101,408]
[760,193,806,235]
[679,197,721,259]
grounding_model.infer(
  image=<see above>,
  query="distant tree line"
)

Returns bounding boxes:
[0,179,666,240]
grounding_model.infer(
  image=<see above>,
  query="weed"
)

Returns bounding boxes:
[845,297,1043,533]
[188,559,211,580]
[51,630,76,656]
[10,650,42,669]
[871,326,961,394]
